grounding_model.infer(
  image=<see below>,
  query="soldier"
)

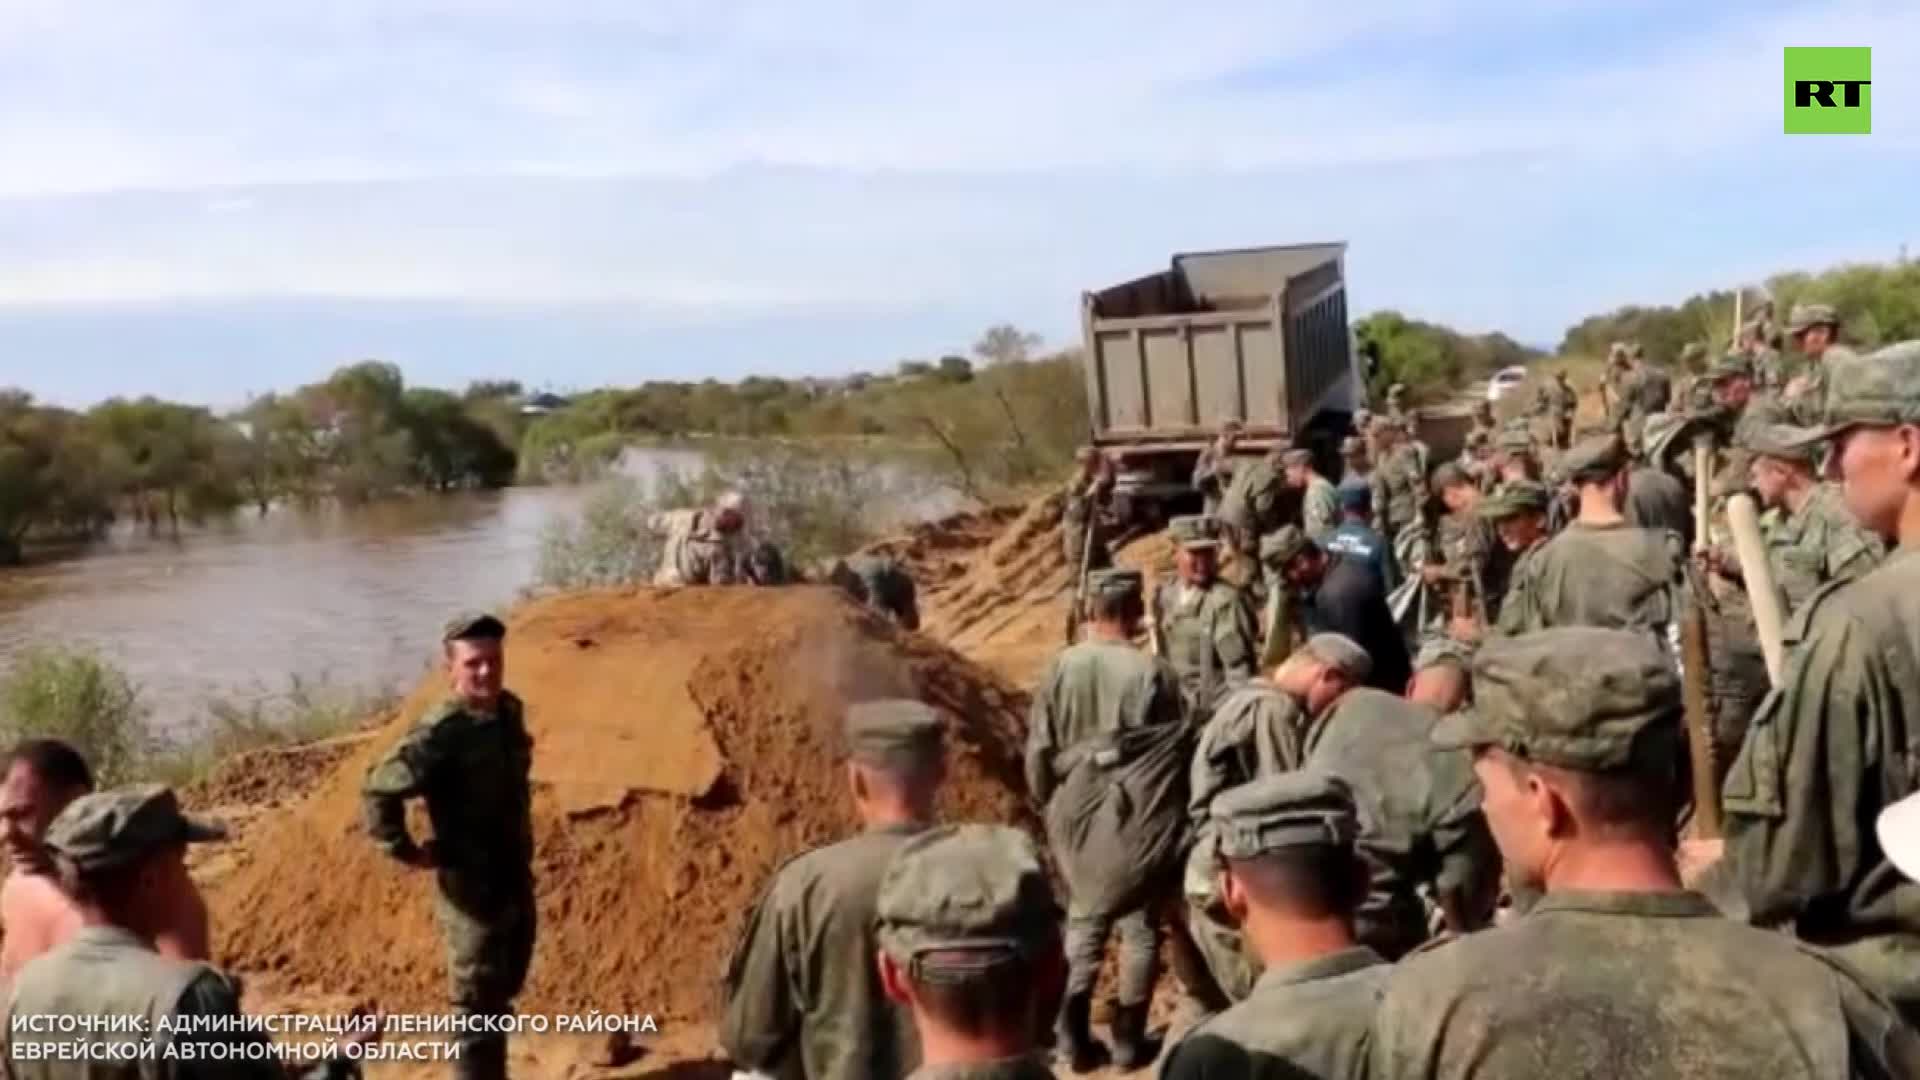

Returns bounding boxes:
[1467,401,1496,446]
[1028,569,1188,1071]
[1499,435,1679,640]
[740,540,792,586]
[363,612,534,1080]
[1297,664,1499,960]
[1338,435,1372,493]
[1493,428,1543,489]
[4,786,378,1079]
[1623,420,1693,550]
[1541,370,1577,450]
[722,700,943,1079]
[1192,422,1243,518]
[1153,517,1259,715]
[1062,449,1116,576]
[1602,343,1635,429]
[1457,430,1495,493]
[1266,526,1411,695]
[1704,422,1883,618]
[1781,301,1857,423]
[1368,419,1427,546]
[874,825,1064,1080]
[1370,628,1920,1079]
[1218,448,1287,569]
[1281,449,1339,542]
[825,554,922,630]
[649,491,750,585]
[1183,635,1370,1005]
[1384,383,1410,423]
[1423,464,1507,636]
[1724,342,1920,1021]
[0,740,204,986]
[1160,770,1387,1080]
[1478,482,1553,638]
[1406,636,1474,714]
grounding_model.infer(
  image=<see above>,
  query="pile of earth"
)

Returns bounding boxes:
[202,586,1035,1021]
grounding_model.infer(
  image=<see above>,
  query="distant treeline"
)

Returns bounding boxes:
[1354,312,1545,406]
[0,362,521,564]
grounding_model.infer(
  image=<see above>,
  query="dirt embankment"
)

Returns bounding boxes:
[200,586,1034,1022]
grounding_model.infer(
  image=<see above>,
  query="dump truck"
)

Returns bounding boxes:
[1079,243,1367,521]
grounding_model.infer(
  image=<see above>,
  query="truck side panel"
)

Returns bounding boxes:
[1086,309,1285,440]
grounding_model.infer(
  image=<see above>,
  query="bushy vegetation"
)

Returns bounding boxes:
[0,364,522,564]
[1355,312,1544,406]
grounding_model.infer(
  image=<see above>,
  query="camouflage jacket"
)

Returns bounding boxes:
[1219,459,1287,542]
[1370,447,1427,538]
[4,926,350,1080]
[1301,689,1499,959]
[362,692,535,899]
[1725,546,1920,1018]
[1153,579,1260,715]
[1159,946,1387,1080]
[1025,640,1186,809]
[1368,890,1920,1079]
[1301,475,1340,543]
[1782,344,1861,426]
[1498,522,1678,639]
[650,508,745,586]
[720,823,925,1080]
[1623,466,1694,552]
[1764,483,1883,618]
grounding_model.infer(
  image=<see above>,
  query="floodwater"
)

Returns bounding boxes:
[0,445,959,732]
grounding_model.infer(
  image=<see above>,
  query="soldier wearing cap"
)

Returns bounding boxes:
[1531,370,1576,451]
[1161,771,1386,1080]
[1281,448,1340,543]
[1724,342,1920,1021]
[1368,419,1428,546]
[1323,484,1399,595]
[1192,422,1243,518]
[1385,383,1409,423]
[1296,646,1498,961]
[722,700,945,1080]
[1476,481,1552,638]
[1370,628,1920,1078]
[362,612,532,1080]
[1498,434,1679,640]
[1406,636,1475,715]
[4,786,377,1079]
[1338,436,1372,495]
[1028,567,1187,1070]
[824,553,922,631]
[1704,422,1884,618]
[874,825,1064,1080]
[1622,416,1694,551]
[649,491,750,586]
[1063,449,1117,576]
[1456,430,1495,495]
[1154,518,1259,716]
[1266,527,1410,696]
[1183,635,1371,1005]
[1492,427,1545,491]
[1781,301,1857,425]
[1217,448,1287,570]
[1422,464,1507,638]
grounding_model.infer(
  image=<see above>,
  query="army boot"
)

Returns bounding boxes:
[1054,991,1109,1073]
[1108,1000,1161,1070]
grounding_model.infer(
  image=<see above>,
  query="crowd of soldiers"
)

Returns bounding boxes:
[3,301,1919,1080]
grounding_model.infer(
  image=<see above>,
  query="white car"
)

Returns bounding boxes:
[1486,365,1529,404]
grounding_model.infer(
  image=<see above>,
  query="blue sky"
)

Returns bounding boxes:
[0,0,1914,408]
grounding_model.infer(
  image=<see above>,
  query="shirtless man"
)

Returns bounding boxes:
[0,740,207,982]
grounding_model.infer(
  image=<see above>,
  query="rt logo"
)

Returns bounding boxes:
[1784,47,1871,135]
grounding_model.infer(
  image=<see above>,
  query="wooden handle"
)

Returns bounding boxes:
[1727,494,1786,686]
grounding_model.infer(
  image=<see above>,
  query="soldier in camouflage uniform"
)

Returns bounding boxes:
[874,825,1063,1080]
[1370,628,1920,1079]
[649,491,749,585]
[1706,422,1884,618]
[721,701,943,1080]
[1218,449,1287,570]
[1028,569,1188,1070]
[1780,302,1857,424]
[1478,481,1552,638]
[4,786,375,1080]
[363,613,534,1080]
[1538,370,1577,450]
[1499,436,1679,640]
[1467,401,1496,446]
[1725,342,1920,1022]
[1281,449,1340,542]
[1368,419,1427,546]
[825,553,922,631]
[1384,383,1410,423]
[1338,435,1371,493]
[1183,635,1370,1006]
[1153,517,1260,716]
[1160,770,1388,1080]
[1062,449,1116,575]
[1406,636,1474,714]
[1298,675,1499,960]
[1191,422,1242,518]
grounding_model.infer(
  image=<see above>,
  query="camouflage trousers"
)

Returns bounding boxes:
[437,878,537,1080]
[1065,905,1157,1005]
[1179,835,1259,1008]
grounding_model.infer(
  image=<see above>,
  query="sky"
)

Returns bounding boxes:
[0,0,1915,408]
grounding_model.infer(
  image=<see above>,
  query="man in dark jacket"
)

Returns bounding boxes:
[1264,526,1411,695]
